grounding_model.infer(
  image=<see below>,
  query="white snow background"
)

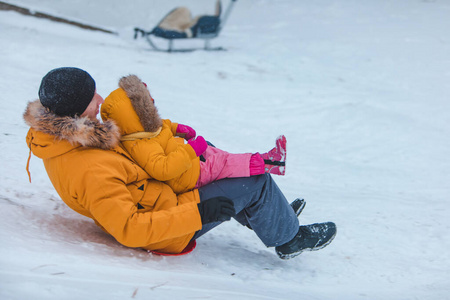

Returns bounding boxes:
[1,0,449,299]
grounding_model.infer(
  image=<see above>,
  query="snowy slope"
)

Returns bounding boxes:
[1,0,450,299]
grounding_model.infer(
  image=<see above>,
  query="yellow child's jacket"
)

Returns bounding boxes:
[101,75,201,194]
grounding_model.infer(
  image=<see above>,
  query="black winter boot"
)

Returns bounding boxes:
[290,198,305,217]
[275,222,337,260]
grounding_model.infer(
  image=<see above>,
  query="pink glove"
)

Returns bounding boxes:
[177,124,196,140]
[188,136,207,157]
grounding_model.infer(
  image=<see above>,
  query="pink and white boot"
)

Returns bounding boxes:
[261,135,287,175]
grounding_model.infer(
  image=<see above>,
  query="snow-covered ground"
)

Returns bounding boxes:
[1,0,449,299]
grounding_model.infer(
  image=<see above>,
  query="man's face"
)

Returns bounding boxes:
[81,92,104,120]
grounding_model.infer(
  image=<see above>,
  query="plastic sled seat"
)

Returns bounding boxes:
[134,0,238,52]
[148,240,197,256]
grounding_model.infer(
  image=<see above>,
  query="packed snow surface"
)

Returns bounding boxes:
[1,0,449,299]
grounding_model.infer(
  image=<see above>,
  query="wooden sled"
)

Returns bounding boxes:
[134,0,237,52]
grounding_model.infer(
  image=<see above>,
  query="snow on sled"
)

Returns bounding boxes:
[134,0,237,52]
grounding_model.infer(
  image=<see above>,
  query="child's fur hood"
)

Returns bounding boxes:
[23,100,120,150]
[118,75,163,132]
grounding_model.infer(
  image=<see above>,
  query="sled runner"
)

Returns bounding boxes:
[134,0,238,52]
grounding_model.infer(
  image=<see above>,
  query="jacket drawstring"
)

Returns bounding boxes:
[120,127,162,141]
[26,140,32,183]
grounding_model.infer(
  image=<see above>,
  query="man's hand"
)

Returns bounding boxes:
[197,197,236,224]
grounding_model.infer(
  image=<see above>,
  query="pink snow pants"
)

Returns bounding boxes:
[195,146,253,188]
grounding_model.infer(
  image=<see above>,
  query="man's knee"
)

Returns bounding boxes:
[198,173,271,201]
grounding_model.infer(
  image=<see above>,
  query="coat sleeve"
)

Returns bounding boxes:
[127,138,198,182]
[77,158,202,248]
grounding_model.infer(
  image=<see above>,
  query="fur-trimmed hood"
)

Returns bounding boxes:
[101,75,163,136]
[24,100,120,158]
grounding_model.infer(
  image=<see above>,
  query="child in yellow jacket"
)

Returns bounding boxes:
[101,75,286,194]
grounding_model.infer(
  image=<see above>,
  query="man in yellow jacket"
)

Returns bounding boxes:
[24,67,336,259]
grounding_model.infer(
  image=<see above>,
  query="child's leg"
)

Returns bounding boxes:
[195,135,287,188]
[196,146,257,188]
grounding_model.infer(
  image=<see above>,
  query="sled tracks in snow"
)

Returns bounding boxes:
[0,1,117,35]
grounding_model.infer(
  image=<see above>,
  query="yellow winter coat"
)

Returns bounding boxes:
[101,75,201,194]
[24,100,202,254]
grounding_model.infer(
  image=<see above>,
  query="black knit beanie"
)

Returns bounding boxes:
[39,67,96,117]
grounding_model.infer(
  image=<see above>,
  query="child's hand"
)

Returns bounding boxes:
[188,136,207,157]
[177,124,196,140]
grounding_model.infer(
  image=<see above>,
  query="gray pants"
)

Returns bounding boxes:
[192,173,299,247]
